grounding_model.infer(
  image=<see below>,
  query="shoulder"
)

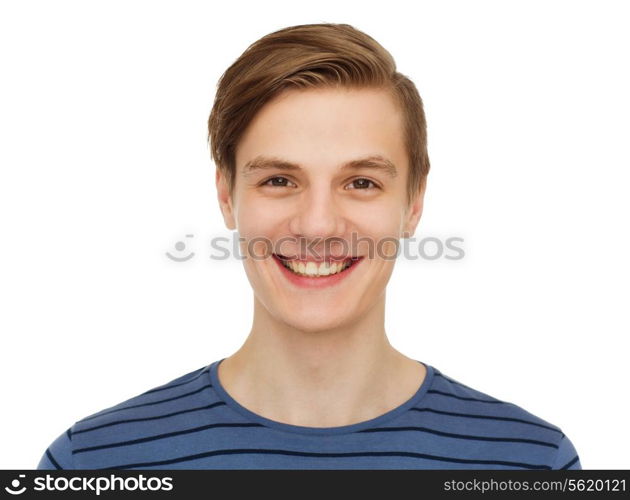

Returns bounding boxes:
[36,427,73,469]
[414,366,582,470]
[37,363,214,469]
[74,363,213,427]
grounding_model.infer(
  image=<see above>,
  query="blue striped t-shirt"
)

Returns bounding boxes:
[37,359,581,470]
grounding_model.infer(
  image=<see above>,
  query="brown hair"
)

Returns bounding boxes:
[207,23,430,207]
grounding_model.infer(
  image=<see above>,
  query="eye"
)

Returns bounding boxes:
[346,178,380,190]
[260,176,297,188]
[259,176,380,191]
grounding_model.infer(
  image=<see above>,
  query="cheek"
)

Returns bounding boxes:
[234,195,278,234]
[355,202,401,230]
[234,195,298,262]
[352,203,405,252]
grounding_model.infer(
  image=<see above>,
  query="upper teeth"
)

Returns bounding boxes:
[282,258,351,277]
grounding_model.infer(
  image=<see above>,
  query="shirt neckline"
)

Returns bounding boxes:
[208,357,435,436]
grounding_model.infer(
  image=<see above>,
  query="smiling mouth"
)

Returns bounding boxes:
[272,254,363,278]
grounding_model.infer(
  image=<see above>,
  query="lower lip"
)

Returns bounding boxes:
[272,254,365,289]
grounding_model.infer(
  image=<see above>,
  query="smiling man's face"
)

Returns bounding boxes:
[217,86,425,333]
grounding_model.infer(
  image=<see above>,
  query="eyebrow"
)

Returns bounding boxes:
[241,155,398,179]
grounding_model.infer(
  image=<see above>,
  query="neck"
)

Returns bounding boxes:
[217,293,425,427]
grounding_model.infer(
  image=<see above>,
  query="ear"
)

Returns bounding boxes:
[216,168,236,230]
[402,177,427,239]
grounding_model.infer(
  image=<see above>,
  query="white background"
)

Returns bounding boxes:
[1,0,628,469]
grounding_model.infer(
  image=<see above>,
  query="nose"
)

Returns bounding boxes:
[288,182,347,242]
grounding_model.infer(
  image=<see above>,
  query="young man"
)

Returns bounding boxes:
[38,23,581,470]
